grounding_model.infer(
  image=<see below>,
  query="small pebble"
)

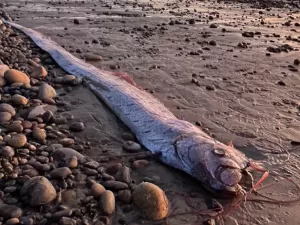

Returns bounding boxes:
[91,183,106,198]
[49,167,72,179]
[122,141,141,152]
[100,190,115,215]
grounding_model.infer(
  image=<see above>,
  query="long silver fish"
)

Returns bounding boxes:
[4,20,254,196]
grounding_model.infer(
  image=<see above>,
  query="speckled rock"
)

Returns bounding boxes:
[133,182,168,220]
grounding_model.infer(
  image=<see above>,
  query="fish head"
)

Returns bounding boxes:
[204,141,251,196]
[186,137,250,196]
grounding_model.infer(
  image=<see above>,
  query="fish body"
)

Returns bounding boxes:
[5,20,251,195]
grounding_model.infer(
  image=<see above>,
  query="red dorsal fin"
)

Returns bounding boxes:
[112,72,143,90]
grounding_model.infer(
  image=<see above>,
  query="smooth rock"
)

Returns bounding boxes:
[52,148,85,163]
[51,209,72,220]
[7,123,23,133]
[6,218,19,225]
[31,66,47,78]
[118,190,132,204]
[32,128,46,143]
[0,103,16,116]
[49,167,72,179]
[11,94,28,106]
[59,138,74,147]
[0,146,15,157]
[4,69,30,85]
[132,160,150,169]
[115,166,131,184]
[59,217,77,225]
[21,176,57,206]
[69,122,85,132]
[66,156,78,168]
[101,181,128,190]
[38,83,56,100]
[7,134,27,148]
[0,204,23,219]
[91,183,106,198]
[133,182,168,220]
[122,141,141,152]
[106,163,122,175]
[0,65,9,76]
[100,190,115,215]
[27,105,57,119]
[85,54,102,61]
[0,76,6,87]
[0,112,11,122]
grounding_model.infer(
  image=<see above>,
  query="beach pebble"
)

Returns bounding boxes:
[7,134,27,148]
[27,105,57,119]
[59,138,75,147]
[42,110,54,123]
[66,156,78,168]
[49,167,72,179]
[11,94,28,106]
[52,147,85,163]
[38,83,56,100]
[32,127,47,143]
[22,120,32,129]
[21,176,57,206]
[106,163,122,175]
[4,69,30,85]
[0,146,15,157]
[0,76,6,87]
[118,190,132,204]
[102,181,128,190]
[19,216,34,225]
[122,141,141,152]
[91,183,106,198]
[69,122,85,132]
[0,112,12,122]
[133,182,168,220]
[0,204,23,218]
[100,190,115,215]
[59,217,77,225]
[132,160,150,169]
[85,54,102,61]
[115,166,131,184]
[6,217,20,225]
[0,103,16,116]
[7,123,23,133]
[0,64,9,76]
[62,75,77,84]
[51,209,73,220]
[31,66,47,78]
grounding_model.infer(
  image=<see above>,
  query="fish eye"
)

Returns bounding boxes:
[213,148,226,156]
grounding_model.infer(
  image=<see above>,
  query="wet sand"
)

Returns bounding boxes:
[1,0,300,224]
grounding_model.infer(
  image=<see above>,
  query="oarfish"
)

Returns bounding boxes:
[4,20,255,196]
